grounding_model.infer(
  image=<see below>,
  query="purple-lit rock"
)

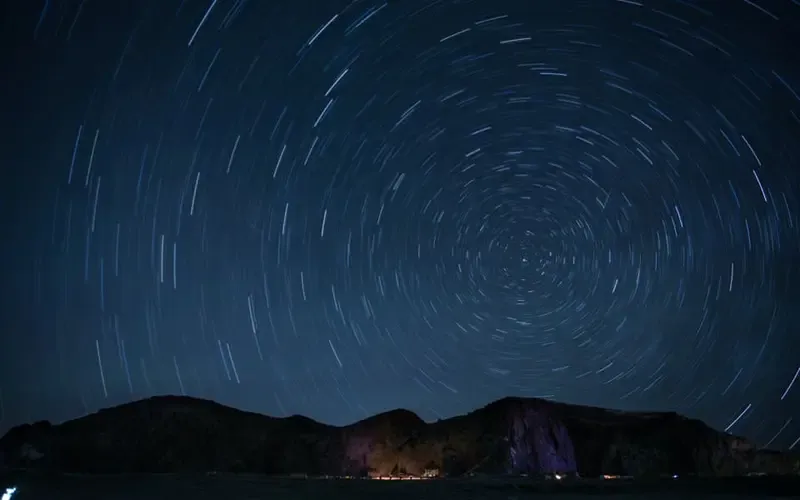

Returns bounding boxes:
[508,401,577,474]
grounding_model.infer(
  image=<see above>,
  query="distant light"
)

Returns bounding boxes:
[2,487,17,500]
[672,475,679,479]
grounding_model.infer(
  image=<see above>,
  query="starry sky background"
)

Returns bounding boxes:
[0,0,799,450]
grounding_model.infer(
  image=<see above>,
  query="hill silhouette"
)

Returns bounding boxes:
[0,395,797,477]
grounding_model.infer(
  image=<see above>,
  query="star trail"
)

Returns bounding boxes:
[1,0,799,451]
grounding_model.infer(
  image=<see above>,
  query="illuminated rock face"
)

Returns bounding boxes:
[342,433,374,476]
[508,404,577,474]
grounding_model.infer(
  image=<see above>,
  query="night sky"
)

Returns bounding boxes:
[0,0,799,451]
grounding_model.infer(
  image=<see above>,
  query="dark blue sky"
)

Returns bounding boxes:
[1,0,799,450]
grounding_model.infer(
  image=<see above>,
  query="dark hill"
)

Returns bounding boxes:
[0,395,797,477]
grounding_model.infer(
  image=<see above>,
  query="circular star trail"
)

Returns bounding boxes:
[1,0,799,450]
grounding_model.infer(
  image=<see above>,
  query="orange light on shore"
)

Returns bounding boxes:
[371,475,427,480]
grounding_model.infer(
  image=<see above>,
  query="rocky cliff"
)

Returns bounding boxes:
[0,396,797,477]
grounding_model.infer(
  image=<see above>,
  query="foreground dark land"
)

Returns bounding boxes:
[1,474,799,499]
[0,395,798,478]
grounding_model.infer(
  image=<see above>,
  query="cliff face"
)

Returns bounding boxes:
[0,396,797,477]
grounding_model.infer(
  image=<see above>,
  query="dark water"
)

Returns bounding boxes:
[1,475,798,499]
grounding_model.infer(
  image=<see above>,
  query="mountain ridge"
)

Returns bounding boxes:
[0,395,797,477]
